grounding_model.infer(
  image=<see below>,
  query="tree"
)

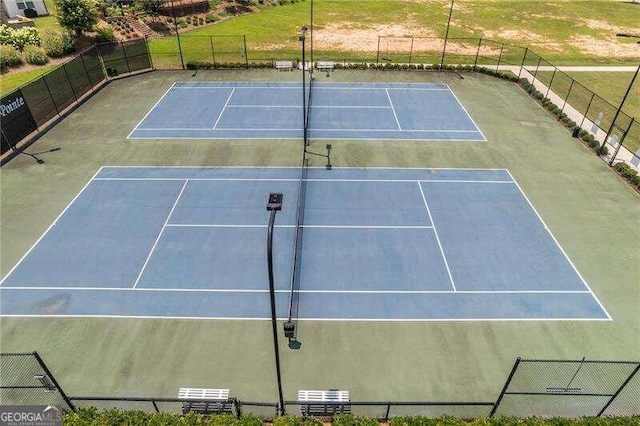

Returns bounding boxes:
[141,0,165,21]
[54,0,99,37]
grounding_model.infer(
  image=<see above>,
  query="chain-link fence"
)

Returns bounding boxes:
[2,353,638,418]
[493,358,640,418]
[1,38,153,160]
[0,352,75,411]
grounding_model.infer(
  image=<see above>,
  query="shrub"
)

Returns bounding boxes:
[333,414,379,426]
[40,28,75,57]
[6,26,41,50]
[205,14,217,22]
[95,26,116,43]
[273,415,323,426]
[24,45,49,65]
[598,144,609,156]
[0,44,21,69]
[0,24,12,45]
[55,0,99,36]
[178,21,188,28]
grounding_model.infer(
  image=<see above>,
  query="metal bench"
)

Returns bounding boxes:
[316,61,335,76]
[275,60,294,71]
[178,388,233,415]
[298,389,350,416]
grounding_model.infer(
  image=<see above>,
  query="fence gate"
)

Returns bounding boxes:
[0,352,75,411]
[492,358,640,418]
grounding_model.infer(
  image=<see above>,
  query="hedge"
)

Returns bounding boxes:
[61,410,640,426]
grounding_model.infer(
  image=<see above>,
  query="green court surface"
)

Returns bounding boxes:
[1,70,638,403]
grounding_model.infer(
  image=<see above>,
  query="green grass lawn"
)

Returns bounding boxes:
[0,65,57,95]
[33,0,62,30]
[150,0,640,66]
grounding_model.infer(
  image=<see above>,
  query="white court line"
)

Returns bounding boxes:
[128,136,486,142]
[385,89,402,130]
[172,85,450,91]
[94,178,514,184]
[126,82,177,139]
[213,87,235,129]
[418,181,457,292]
[447,87,488,142]
[0,314,610,322]
[101,166,511,171]
[131,180,189,289]
[505,170,613,320]
[0,167,105,286]
[132,127,482,133]
[226,105,392,109]
[0,287,593,294]
[164,224,435,229]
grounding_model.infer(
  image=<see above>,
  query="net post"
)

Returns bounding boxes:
[33,351,76,412]
[597,362,640,416]
[489,357,521,417]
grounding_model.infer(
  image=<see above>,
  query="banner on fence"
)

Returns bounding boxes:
[0,89,37,155]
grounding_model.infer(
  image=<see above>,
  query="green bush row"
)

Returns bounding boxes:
[186,60,273,69]
[62,410,640,426]
[613,162,640,190]
[518,79,609,157]
[0,44,22,69]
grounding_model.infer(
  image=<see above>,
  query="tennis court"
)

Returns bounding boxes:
[0,166,608,321]
[127,82,486,141]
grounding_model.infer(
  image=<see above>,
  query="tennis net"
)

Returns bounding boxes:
[287,66,313,330]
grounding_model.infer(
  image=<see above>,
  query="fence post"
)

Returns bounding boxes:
[561,79,574,112]
[33,351,76,412]
[121,41,132,74]
[531,56,541,88]
[384,403,391,421]
[376,36,381,64]
[61,63,78,102]
[473,38,481,71]
[495,43,504,72]
[597,363,640,416]
[579,92,595,129]
[545,68,556,99]
[41,75,60,115]
[151,400,160,412]
[608,118,635,166]
[145,37,154,70]
[78,51,93,89]
[517,47,528,80]
[489,357,521,417]
[243,35,249,69]
[409,36,414,65]
[233,398,242,418]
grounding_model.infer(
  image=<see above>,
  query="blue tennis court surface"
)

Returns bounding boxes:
[0,167,609,321]
[128,83,486,141]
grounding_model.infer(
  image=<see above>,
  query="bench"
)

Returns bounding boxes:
[178,388,233,415]
[316,61,335,76]
[275,61,294,71]
[298,389,350,416]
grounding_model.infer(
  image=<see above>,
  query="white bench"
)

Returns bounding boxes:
[298,389,350,416]
[178,388,233,414]
[275,60,294,71]
[316,61,335,75]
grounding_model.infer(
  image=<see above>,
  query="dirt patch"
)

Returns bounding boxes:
[314,23,438,52]
[482,29,564,52]
[579,18,640,35]
[569,35,640,59]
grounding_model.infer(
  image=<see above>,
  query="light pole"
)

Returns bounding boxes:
[440,0,455,69]
[266,193,286,415]
[170,0,185,69]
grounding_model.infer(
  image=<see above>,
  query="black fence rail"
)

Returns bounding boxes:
[2,353,638,418]
[1,38,153,161]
